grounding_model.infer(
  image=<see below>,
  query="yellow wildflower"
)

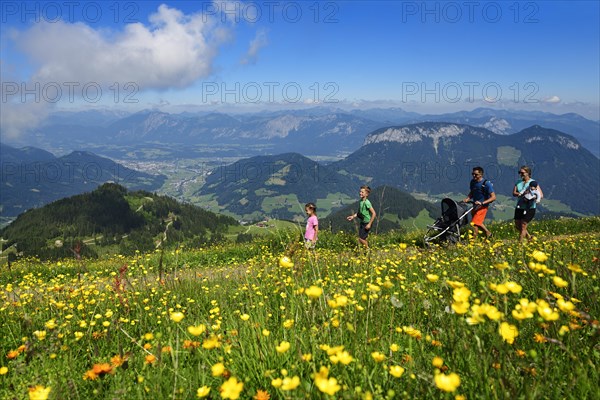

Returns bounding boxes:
[371,352,386,362]
[220,377,244,399]
[434,372,461,392]
[552,276,569,288]
[212,362,226,377]
[531,250,548,262]
[499,322,519,344]
[389,365,405,378]
[280,376,300,391]
[305,286,323,299]
[314,366,341,396]
[170,312,184,323]
[197,386,210,398]
[276,341,291,354]
[28,385,51,400]
[188,325,207,336]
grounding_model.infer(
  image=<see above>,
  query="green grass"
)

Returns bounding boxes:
[2,217,599,399]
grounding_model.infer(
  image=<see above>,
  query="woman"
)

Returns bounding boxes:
[513,166,544,242]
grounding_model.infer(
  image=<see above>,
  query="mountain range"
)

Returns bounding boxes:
[206,124,600,217]
[0,144,166,218]
[1,108,598,223]
[4,107,599,158]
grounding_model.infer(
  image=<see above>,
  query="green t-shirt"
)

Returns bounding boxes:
[358,199,373,223]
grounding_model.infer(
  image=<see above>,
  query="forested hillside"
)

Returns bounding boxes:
[0,183,238,259]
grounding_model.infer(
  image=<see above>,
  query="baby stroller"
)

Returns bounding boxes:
[424,198,473,246]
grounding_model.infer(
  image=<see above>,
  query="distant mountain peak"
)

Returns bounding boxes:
[364,123,491,154]
[519,125,581,150]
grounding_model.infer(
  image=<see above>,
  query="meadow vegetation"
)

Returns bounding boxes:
[1,217,599,399]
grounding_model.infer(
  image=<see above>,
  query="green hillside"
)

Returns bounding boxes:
[0,183,238,260]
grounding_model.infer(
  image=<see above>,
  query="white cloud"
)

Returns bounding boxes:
[542,95,561,104]
[240,28,268,65]
[0,102,50,140]
[14,4,234,90]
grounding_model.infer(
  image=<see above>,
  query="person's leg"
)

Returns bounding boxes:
[520,221,528,242]
[478,223,492,237]
[472,208,489,239]
[358,224,369,248]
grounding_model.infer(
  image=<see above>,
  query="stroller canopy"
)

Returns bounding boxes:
[441,198,470,227]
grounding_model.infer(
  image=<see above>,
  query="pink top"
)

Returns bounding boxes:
[305,215,318,240]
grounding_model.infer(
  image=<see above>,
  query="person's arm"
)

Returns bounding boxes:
[537,185,544,200]
[483,190,496,205]
[346,213,356,221]
[313,223,319,243]
[512,184,521,197]
[366,207,376,230]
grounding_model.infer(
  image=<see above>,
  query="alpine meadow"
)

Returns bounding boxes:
[1,1,600,400]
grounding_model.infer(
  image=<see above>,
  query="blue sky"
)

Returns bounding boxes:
[1,1,599,137]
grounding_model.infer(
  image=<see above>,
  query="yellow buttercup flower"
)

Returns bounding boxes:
[432,356,444,368]
[313,367,341,396]
[0,367,8,375]
[170,312,184,323]
[279,256,294,268]
[453,287,471,303]
[434,372,461,392]
[188,325,206,336]
[220,377,244,399]
[196,386,210,398]
[552,276,569,288]
[202,335,221,349]
[212,362,225,377]
[305,286,323,299]
[536,300,560,321]
[283,319,295,329]
[276,341,291,353]
[557,299,575,312]
[499,322,519,344]
[531,250,548,262]
[44,319,57,330]
[330,350,353,365]
[271,378,283,388]
[389,365,405,378]
[426,274,439,282]
[280,376,300,391]
[28,385,51,400]
[371,351,386,362]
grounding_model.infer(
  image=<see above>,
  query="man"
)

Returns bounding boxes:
[463,166,496,239]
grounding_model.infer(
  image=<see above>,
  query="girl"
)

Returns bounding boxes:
[304,203,318,250]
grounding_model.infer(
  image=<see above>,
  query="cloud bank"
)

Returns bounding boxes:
[13,4,233,89]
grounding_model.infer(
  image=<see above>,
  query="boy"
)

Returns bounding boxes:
[347,186,377,248]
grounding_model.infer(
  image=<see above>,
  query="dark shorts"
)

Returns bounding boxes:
[359,223,370,240]
[514,208,536,223]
